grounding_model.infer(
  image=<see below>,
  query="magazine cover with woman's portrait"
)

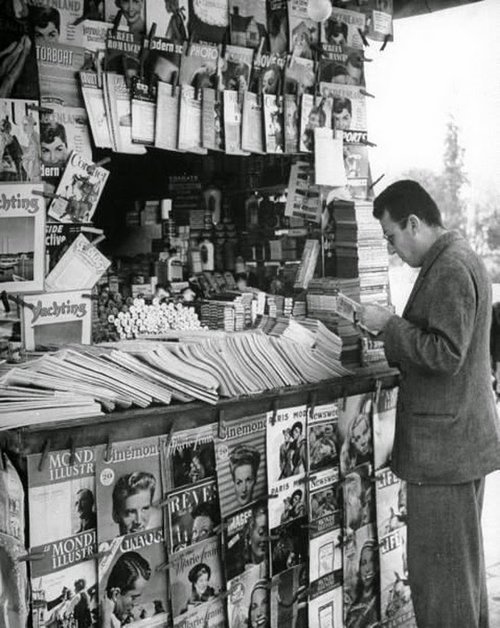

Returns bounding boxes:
[227,564,269,628]
[338,393,374,478]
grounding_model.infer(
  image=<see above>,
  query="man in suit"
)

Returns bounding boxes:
[358,180,500,628]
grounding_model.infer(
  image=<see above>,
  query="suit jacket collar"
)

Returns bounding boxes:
[402,230,463,317]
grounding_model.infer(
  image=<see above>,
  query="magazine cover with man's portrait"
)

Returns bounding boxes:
[95,437,162,544]
[215,413,267,518]
[307,401,339,474]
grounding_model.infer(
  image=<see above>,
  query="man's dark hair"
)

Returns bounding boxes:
[112,471,156,521]
[191,501,220,526]
[40,121,67,146]
[373,180,444,227]
[291,489,303,501]
[106,551,151,595]
[333,97,352,115]
[291,421,303,434]
[31,7,60,32]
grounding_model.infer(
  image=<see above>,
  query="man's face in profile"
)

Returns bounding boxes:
[76,491,92,517]
[116,489,153,534]
[41,136,67,167]
[114,576,147,621]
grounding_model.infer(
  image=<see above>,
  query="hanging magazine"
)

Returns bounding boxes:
[28,2,84,46]
[359,0,394,43]
[79,71,113,149]
[283,55,314,96]
[267,0,289,54]
[215,413,267,518]
[143,37,184,86]
[321,7,367,49]
[373,386,398,470]
[155,83,182,151]
[48,151,109,223]
[228,564,268,628]
[338,392,374,477]
[36,42,86,107]
[188,0,229,44]
[75,19,112,72]
[308,469,341,535]
[308,402,339,473]
[343,463,376,536]
[250,49,286,95]
[283,93,299,153]
[202,88,224,151]
[287,0,319,58]
[103,71,146,154]
[0,98,41,183]
[241,92,264,154]
[228,0,268,49]
[222,90,248,155]
[263,94,284,153]
[104,29,142,76]
[178,85,207,153]
[179,42,219,88]
[318,44,365,86]
[131,77,157,145]
[218,44,254,91]
[319,83,367,136]
[308,582,343,628]
[270,564,308,628]
[145,0,189,42]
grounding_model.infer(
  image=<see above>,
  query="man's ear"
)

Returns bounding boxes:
[407,214,421,233]
[110,587,121,602]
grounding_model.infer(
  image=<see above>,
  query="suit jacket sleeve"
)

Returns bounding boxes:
[383,259,477,375]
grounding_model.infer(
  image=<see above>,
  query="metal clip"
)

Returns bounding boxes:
[380,33,391,52]
[368,173,385,191]
[38,439,51,472]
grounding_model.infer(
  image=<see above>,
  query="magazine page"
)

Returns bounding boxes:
[318,83,366,134]
[222,499,269,581]
[308,527,341,591]
[241,92,264,154]
[375,467,416,627]
[283,55,314,96]
[218,44,254,91]
[343,463,376,537]
[215,413,267,519]
[131,78,157,145]
[160,424,218,493]
[79,71,113,148]
[45,232,111,291]
[321,7,366,49]
[0,12,39,100]
[308,582,343,628]
[270,564,308,628]
[165,479,220,553]
[373,387,398,470]
[178,85,207,153]
[40,101,93,183]
[268,0,288,55]
[48,151,110,223]
[228,0,268,49]
[0,98,41,182]
[308,402,339,473]
[309,468,341,536]
[283,93,299,153]
[318,44,365,86]
[145,0,189,43]
[343,142,370,193]
[0,454,25,542]
[104,29,142,77]
[179,42,219,88]
[0,532,29,628]
[143,37,184,86]
[250,50,286,95]
[287,0,319,58]
[222,90,248,155]
[155,82,182,151]
[188,0,229,44]
[36,42,86,107]
[262,94,284,154]
[314,128,347,187]
[343,522,379,628]
[168,536,224,623]
[202,88,224,151]
[338,392,374,477]
[75,19,112,72]
[95,436,162,543]
[45,222,96,272]
[227,564,268,628]
[98,531,169,627]
[104,71,147,154]
[0,182,46,294]
[28,1,84,46]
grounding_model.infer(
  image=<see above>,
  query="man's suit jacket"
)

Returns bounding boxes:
[383,231,500,483]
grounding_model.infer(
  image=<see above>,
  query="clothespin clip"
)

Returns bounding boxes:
[270,398,279,425]
[308,390,317,420]
[361,138,377,148]
[122,56,131,89]
[296,474,309,485]
[374,379,383,406]
[152,495,170,509]
[6,294,34,312]
[1,291,10,313]
[38,439,51,472]
[359,88,375,99]
[357,28,369,47]
[82,234,106,251]
[91,545,112,561]
[68,438,76,466]
[32,188,59,200]
[214,522,227,536]
[301,520,318,530]
[26,103,54,115]
[0,446,7,471]
[341,390,347,412]
[111,10,121,37]
[268,492,279,499]
[104,434,113,463]
[218,409,226,439]
[18,547,45,563]
[156,558,170,572]
[217,589,232,600]
[380,33,391,52]
[95,156,111,168]
[368,173,385,191]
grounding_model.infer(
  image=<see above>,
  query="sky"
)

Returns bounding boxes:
[364,0,500,199]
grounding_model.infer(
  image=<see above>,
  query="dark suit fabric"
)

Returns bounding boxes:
[382,231,500,628]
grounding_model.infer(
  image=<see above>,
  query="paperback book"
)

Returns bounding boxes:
[160,423,218,492]
[228,0,268,49]
[0,182,45,294]
[155,83,182,151]
[218,44,254,91]
[287,0,319,58]
[98,529,169,627]
[79,71,113,148]
[0,98,41,182]
[222,499,269,581]
[215,413,267,518]
[95,436,162,543]
[165,478,220,554]
[48,151,109,223]
[36,42,87,107]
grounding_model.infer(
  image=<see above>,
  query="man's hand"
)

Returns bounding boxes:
[357,303,395,335]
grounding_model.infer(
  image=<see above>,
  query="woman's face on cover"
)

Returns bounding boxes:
[194,571,209,596]
[360,547,376,588]
[119,0,143,27]
[233,463,256,505]
[250,512,267,561]
[250,588,268,628]
[352,414,370,456]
